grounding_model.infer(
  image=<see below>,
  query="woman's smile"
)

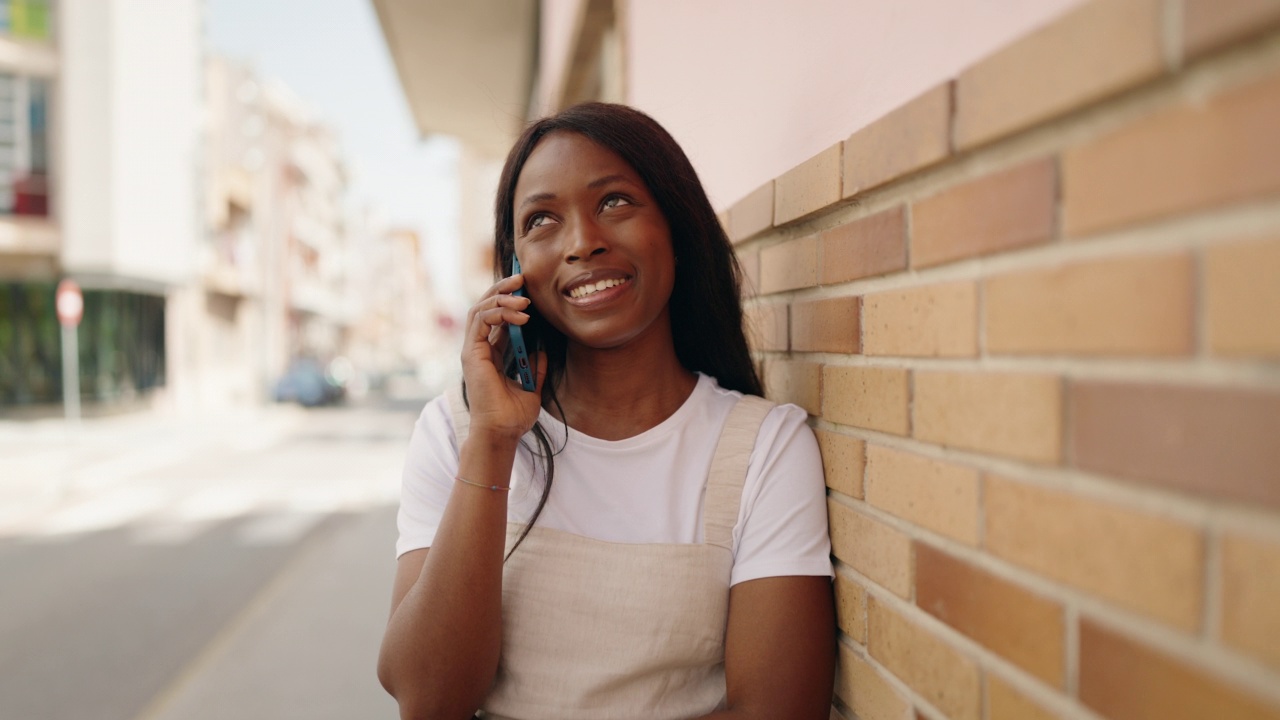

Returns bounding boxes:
[564,273,633,303]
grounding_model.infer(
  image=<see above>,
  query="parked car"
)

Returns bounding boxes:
[273,358,345,407]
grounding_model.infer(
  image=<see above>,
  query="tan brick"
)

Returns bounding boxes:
[1220,531,1280,670]
[916,543,1065,686]
[834,571,868,644]
[987,675,1061,720]
[955,0,1164,149]
[868,597,981,720]
[792,296,861,353]
[744,302,787,352]
[763,359,821,416]
[776,143,843,225]
[1080,619,1280,720]
[844,83,951,197]
[820,207,908,285]
[737,248,760,298]
[913,372,1062,464]
[835,642,912,720]
[727,180,773,243]
[759,235,818,294]
[828,499,912,597]
[865,446,979,544]
[911,158,1056,269]
[863,281,978,357]
[1184,0,1280,59]
[984,253,1194,356]
[1063,71,1280,237]
[984,475,1204,630]
[1206,236,1280,357]
[823,366,911,435]
[815,429,865,499]
[1071,381,1280,508]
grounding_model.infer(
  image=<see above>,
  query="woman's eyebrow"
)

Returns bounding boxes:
[518,192,556,210]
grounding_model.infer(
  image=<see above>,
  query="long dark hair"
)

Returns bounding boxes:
[473,102,762,557]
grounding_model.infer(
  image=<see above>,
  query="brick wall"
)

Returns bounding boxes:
[725,2,1280,719]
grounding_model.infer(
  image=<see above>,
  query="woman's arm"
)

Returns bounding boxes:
[692,575,836,720]
[377,432,521,719]
[377,273,545,720]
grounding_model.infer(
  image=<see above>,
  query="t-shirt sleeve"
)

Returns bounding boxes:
[730,403,833,586]
[395,393,460,558]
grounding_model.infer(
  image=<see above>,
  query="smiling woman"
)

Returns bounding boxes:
[378,103,835,720]
[513,132,678,363]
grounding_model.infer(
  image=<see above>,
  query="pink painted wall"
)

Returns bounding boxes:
[626,0,1086,210]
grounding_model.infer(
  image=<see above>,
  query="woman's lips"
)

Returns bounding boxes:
[563,276,633,307]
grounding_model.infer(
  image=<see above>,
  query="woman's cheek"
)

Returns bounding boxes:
[525,280,559,321]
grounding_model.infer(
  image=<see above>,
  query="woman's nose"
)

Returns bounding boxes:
[564,218,608,262]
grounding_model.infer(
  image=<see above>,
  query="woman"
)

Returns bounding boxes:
[378,103,834,720]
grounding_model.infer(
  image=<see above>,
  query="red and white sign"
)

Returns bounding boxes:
[56,279,83,327]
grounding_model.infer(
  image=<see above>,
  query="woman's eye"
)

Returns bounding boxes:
[526,213,552,230]
[601,195,631,211]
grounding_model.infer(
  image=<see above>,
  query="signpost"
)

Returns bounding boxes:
[56,279,83,425]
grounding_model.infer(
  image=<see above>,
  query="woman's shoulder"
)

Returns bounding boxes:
[417,389,455,427]
[407,388,461,457]
[698,373,811,436]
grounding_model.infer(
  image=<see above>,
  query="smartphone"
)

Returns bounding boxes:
[506,256,537,392]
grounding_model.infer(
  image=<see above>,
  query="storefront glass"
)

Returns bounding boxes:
[0,283,167,408]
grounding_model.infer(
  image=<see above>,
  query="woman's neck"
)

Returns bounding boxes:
[550,339,698,442]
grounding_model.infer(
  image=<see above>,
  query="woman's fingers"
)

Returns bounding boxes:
[475,273,526,303]
[476,307,528,331]
[466,296,531,341]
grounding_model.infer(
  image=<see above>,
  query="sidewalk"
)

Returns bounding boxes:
[0,403,309,538]
[134,505,401,720]
[0,400,412,719]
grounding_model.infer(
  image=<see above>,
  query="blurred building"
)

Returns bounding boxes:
[370,0,534,300]
[202,55,356,408]
[0,0,361,414]
[0,0,201,412]
[345,217,446,379]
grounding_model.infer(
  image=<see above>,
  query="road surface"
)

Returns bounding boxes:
[0,398,422,719]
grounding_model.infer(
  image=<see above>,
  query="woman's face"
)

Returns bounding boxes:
[512,131,676,352]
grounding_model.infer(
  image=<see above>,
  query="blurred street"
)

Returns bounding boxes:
[0,395,428,720]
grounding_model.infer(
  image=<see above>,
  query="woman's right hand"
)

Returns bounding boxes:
[460,273,548,442]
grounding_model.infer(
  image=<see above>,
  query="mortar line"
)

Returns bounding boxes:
[835,559,1108,720]
[831,493,1280,705]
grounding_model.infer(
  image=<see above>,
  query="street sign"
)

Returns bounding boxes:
[56,278,83,327]
[56,278,83,426]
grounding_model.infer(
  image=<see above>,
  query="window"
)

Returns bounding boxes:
[0,0,52,41]
[0,73,48,216]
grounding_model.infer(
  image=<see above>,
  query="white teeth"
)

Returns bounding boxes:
[570,277,626,299]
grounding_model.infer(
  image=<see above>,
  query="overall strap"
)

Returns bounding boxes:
[446,382,471,448]
[702,395,774,552]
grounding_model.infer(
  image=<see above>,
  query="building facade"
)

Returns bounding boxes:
[0,1,362,414]
[0,0,201,412]
[200,55,357,409]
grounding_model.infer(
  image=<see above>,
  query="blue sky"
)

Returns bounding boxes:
[206,0,463,301]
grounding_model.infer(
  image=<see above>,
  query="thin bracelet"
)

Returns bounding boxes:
[456,475,511,492]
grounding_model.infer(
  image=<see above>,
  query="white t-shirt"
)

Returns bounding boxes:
[396,372,833,586]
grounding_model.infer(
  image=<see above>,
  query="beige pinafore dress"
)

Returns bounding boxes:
[446,384,774,720]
